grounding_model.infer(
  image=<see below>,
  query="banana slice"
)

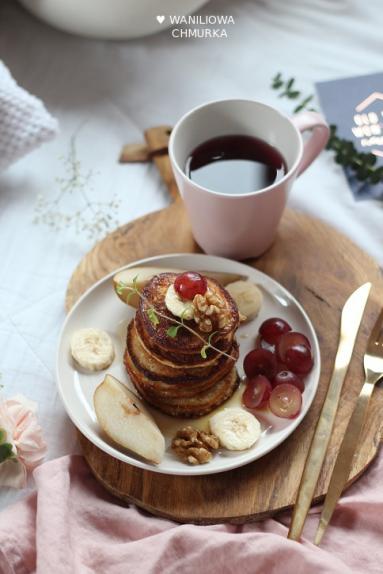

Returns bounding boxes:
[225,280,263,322]
[209,408,261,450]
[70,328,115,371]
[165,284,194,320]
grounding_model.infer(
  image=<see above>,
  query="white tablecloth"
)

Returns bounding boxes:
[0,0,382,510]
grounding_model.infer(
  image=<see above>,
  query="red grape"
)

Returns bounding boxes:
[259,317,292,345]
[277,332,311,359]
[243,348,277,379]
[174,272,207,300]
[277,332,313,375]
[272,370,305,393]
[255,334,275,353]
[269,383,302,419]
[285,345,313,375]
[242,375,272,409]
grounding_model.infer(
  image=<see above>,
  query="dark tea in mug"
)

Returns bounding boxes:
[186,134,287,195]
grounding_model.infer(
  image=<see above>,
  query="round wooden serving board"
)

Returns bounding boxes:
[66,127,383,524]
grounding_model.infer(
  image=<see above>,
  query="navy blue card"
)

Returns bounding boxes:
[316,72,383,200]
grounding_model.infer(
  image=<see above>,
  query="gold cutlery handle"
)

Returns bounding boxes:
[288,283,371,542]
[288,369,345,540]
[314,381,374,545]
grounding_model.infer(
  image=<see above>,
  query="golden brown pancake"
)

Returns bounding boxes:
[128,365,240,418]
[136,272,239,365]
[124,271,241,418]
[127,319,237,382]
[124,320,239,399]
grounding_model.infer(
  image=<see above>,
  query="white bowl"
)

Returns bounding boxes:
[19,0,210,39]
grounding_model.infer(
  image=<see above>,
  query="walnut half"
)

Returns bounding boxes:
[193,289,228,333]
[171,426,220,465]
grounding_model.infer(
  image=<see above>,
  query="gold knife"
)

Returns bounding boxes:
[288,282,371,541]
[314,306,383,545]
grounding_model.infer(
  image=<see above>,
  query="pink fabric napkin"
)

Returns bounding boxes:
[0,452,382,574]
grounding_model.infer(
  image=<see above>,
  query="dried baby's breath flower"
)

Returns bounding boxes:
[33,133,121,240]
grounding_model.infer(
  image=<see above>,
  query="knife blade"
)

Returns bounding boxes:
[287,282,371,541]
[314,306,383,545]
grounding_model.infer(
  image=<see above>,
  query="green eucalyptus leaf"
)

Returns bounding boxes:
[356,167,369,181]
[293,95,314,113]
[271,73,283,89]
[369,171,381,184]
[0,442,14,463]
[200,345,208,359]
[365,153,377,167]
[272,79,283,89]
[286,78,295,90]
[293,103,305,114]
[271,75,383,187]
[369,167,383,184]
[0,428,6,444]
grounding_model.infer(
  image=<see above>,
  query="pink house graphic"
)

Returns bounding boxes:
[353,92,383,157]
[355,92,383,112]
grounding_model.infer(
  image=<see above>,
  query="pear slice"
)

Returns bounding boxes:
[94,374,165,464]
[113,266,247,307]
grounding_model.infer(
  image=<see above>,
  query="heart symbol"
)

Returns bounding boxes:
[157,15,165,24]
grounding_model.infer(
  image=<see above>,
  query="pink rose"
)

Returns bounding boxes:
[0,394,47,488]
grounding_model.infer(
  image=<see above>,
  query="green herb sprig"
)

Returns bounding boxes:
[147,307,160,327]
[271,73,383,186]
[272,73,315,113]
[166,309,189,338]
[200,331,219,359]
[118,279,235,361]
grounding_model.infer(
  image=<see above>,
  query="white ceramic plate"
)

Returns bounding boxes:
[56,253,320,476]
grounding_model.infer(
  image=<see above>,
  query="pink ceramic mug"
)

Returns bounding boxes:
[168,99,329,259]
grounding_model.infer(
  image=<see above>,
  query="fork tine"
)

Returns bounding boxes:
[367,308,383,352]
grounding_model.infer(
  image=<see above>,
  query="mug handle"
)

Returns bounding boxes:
[291,111,330,176]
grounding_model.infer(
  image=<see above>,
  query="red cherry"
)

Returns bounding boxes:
[242,375,272,409]
[174,272,207,300]
[269,383,302,419]
[272,370,305,393]
[259,317,292,345]
[243,348,277,379]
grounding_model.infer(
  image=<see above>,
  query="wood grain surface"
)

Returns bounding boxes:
[66,127,383,524]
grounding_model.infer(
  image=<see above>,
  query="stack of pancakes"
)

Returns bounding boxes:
[124,272,240,417]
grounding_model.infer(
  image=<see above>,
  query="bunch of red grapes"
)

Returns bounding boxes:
[242,318,314,419]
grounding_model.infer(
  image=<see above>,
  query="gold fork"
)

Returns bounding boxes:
[314,308,383,545]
